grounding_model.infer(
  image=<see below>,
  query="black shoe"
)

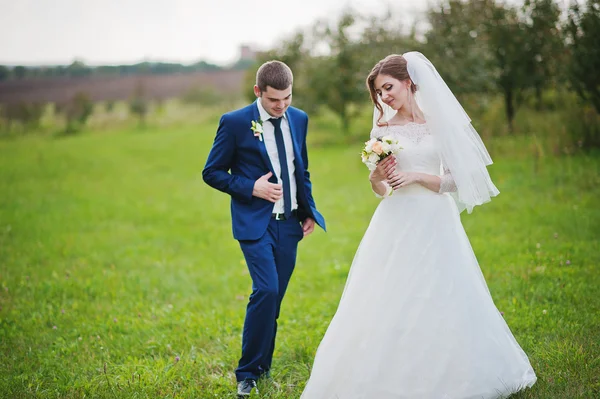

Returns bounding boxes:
[237,378,258,397]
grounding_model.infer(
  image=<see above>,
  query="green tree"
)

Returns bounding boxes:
[129,81,149,127]
[425,0,536,131]
[67,60,91,77]
[565,0,600,114]
[58,91,94,133]
[243,31,314,112]
[424,0,497,95]
[245,9,417,135]
[13,66,26,79]
[485,1,531,131]
[182,86,225,105]
[307,10,367,135]
[0,65,9,81]
[1,102,44,131]
[522,0,563,109]
[230,59,255,71]
[356,10,419,71]
[190,61,222,72]
[105,100,115,113]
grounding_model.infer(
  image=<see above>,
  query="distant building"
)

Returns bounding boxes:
[240,45,257,61]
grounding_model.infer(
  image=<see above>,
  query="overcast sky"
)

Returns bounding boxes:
[0,0,429,66]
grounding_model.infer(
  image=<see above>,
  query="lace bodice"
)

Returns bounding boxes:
[370,122,456,194]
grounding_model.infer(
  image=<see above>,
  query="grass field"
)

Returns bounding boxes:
[0,112,599,398]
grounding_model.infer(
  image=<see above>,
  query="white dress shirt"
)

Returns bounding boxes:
[257,98,298,213]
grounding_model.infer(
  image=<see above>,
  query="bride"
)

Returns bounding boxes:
[300,52,537,399]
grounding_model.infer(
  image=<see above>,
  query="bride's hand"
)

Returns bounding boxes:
[369,156,396,184]
[388,172,422,190]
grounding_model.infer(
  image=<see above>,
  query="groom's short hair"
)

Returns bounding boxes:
[256,61,293,92]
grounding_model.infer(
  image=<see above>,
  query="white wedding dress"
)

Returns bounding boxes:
[301,123,536,399]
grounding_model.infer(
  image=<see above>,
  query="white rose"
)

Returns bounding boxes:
[366,162,377,171]
[368,152,379,164]
[381,141,391,154]
[364,138,376,153]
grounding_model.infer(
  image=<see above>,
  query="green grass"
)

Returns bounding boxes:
[0,117,599,398]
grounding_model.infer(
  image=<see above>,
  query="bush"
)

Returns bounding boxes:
[182,86,229,106]
[129,82,149,127]
[129,98,148,124]
[57,92,94,134]
[0,101,45,133]
[562,101,600,151]
[105,100,115,113]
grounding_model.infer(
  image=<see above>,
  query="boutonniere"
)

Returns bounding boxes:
[250,119,264,141]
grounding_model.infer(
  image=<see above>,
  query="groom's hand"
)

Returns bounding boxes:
[302,217,315,237]
[253,172,283,203]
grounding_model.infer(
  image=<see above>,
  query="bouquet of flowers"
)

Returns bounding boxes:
[361,136,403,171]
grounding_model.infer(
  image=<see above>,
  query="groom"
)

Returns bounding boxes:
[202,60,325,397]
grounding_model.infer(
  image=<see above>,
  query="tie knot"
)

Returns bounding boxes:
[269,117,282,128]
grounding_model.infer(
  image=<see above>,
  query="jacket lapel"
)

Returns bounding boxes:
[286,109,310,210]
[252,101,275,174]
[285,110,304,173]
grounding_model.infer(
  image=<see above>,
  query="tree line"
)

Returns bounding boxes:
[0,59,254,81]
[246,0,599,147]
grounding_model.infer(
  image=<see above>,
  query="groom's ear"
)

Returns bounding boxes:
[253,85,262,98]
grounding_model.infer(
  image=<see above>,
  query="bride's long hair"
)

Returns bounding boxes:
[366,54,422,127]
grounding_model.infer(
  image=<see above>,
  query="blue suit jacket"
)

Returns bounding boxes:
[202,102,326,241]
